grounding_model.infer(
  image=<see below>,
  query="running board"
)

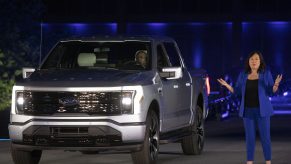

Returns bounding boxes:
[159,127,192,144]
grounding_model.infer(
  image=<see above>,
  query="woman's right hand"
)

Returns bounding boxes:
[217,78,228,87]
[217,78,234,93]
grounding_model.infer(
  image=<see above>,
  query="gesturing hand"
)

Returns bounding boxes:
[217,78,229,87]
[217,78,234,93]
[275,74,283,85]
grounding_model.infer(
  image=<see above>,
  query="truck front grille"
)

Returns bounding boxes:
[22,126,123,147]
[19,91,133,115]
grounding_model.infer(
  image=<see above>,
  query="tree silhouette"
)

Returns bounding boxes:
[0,0,43,110]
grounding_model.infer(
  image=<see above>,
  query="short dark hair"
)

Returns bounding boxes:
[244,50,266,73]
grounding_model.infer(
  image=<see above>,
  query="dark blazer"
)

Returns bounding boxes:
[234,69,274,117]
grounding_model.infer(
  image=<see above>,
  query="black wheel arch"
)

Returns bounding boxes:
[147,100,160,121]
[195,93,206,120]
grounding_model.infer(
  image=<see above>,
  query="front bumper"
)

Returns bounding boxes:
[9,118,146,151]
[11,143,143,152]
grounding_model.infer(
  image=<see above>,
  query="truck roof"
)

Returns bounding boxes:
[59,35,176,43]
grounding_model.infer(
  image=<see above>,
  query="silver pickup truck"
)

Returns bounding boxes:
[9,36,209,164]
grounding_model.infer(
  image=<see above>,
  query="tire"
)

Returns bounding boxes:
[181,105,205,155]
[11,143,42,164]
[131,110,159,164]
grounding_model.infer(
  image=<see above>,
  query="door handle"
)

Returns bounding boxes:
[158,87,162,94]
[173,84,179,89]
[186,82,191,87]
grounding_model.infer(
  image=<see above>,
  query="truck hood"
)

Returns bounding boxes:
[16,69,155,87]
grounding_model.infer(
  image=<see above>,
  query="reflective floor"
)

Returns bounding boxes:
[1,114,291,164]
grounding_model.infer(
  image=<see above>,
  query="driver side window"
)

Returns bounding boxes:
[163,42,182,67]
[157,44,170,69]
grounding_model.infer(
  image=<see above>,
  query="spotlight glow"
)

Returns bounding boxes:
[222,111,229,118]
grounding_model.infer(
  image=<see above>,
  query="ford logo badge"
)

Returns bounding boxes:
[57,107,67,113]
[59,97,79,107]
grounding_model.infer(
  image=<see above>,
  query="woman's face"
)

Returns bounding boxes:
[249,53,261,70]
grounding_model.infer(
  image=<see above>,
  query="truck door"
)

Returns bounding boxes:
[156,44,181,131]
[163,42,192,127]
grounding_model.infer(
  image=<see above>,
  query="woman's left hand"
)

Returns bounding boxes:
[275,74,283,85]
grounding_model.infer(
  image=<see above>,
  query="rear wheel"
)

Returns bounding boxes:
[181,105,205,155]
[131,110,159,164]
[11,143,42,164]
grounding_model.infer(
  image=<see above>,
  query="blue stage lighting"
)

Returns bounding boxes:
[267,21,289,31]
[106,23,118,32]
[68,23,87,33]
[222,111,229,118]
[192,43,202,68]
[146,23,167,28]
[274,110,291,115]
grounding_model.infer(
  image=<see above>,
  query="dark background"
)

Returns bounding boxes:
[40,0,291,91]
[1,0,291,108]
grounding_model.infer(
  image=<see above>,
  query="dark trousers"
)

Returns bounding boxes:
[243,108,271,161]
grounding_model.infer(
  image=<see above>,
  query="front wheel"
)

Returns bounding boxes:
[11,143,42,164]
[181,105,205,155]
[131,110,159,164]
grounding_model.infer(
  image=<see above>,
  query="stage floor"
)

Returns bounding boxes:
[1,115,291,164]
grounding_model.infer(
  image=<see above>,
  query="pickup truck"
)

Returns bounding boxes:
[9,36,209,164]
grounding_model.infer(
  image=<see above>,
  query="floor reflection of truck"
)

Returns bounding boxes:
[270,79,291,113]
[208,91,240,121]
[207,74,240,121]
[9,36,209,164]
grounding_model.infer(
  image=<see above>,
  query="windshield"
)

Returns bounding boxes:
[41,41,151,70]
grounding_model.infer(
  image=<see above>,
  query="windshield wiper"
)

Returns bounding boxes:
[89,67,119,70]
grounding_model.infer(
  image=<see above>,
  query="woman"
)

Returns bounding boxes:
[217,51,282,164]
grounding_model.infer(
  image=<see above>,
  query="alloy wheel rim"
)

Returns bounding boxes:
[149,117,158,160]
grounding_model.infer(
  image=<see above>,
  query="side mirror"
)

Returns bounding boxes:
[159,67,182,79]
[22,68,35,78]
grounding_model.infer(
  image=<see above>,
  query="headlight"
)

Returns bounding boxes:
[121,91,134,114]
[122,97,132,105]
[16,92,24,114]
